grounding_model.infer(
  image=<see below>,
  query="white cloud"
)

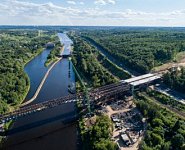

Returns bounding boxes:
[94,0,116,5]
[79,2,84,5]
[67,1,76,5]
[0,0,184,26]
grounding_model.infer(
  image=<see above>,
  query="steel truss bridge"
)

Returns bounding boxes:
[0,73,162,124]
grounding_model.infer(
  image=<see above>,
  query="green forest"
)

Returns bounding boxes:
[79,115,118,150]
[44,35,61,66]
[71,36,118,88]
[0,30,55,114]
[71,35,123,150]
[146,89,185,114]
[82,29,185,73]
[71,29,185,150]
[136,93,185,150]
[163,67,185,93]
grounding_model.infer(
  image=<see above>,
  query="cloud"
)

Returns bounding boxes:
[79,2,84,5]
[94,0,116,5]
[0,0,184,26]
[67,1,76,5]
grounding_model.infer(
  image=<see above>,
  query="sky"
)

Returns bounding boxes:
[0,0,185,26]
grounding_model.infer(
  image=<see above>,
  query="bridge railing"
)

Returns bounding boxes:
[0,73,162,124]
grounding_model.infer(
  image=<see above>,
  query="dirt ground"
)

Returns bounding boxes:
[153,52,185,72]
[105,105,143,150]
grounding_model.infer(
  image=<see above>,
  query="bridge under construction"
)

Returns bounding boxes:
[0,73,162,125]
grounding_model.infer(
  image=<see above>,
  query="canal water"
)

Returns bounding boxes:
[84,37,138,76]
[24,48,51,101]
[2,35,77,150]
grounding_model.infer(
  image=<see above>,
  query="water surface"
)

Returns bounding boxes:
[3,35,77,150]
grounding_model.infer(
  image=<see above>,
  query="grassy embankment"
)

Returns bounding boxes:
[84,36,133,77]
[152,51,185,72]
[96,51,131,79]
[44,36,62,67]
[146,89,185,114]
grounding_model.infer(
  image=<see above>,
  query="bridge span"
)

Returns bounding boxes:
[0,73,162,125]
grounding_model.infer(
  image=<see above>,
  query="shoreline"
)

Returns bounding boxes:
[21,57,62,106]
[7,48,45,111]
[19,48,45,105]
[0,48,46,144]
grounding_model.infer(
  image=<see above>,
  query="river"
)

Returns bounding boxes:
[2,34,77,150]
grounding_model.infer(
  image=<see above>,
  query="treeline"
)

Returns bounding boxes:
[0,30,55,114]
[136,93,185,150]
[146,89,185,113]
[96,49,131,80]
[82,29,185,73]
[72,36,117,88]
[83,37,132,79]
[163,67,185,93]
[79,115,118,150]
[45,37,61,66]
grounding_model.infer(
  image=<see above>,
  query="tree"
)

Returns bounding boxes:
[162,142,171,150]
[181,144,185,150]
[151,133,163,146]
[94,140,118,150]
[92,74,101,87]
[171,134,185,149]
[152,118,164,127]
[172,120,181,132]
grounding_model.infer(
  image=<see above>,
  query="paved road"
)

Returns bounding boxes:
[154,84,185,104]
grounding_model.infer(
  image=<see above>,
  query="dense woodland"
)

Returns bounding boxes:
[82,29,185,73]
[136,93,185,150]
[44,38,61,66]
[163,67,185,93]
[94,45,131,79]
[79,115,118,150]
[71,36,117,88]
[72,29,185,150]
[71,35,123,149]
[146,89,185,113]
[0,30,55,114]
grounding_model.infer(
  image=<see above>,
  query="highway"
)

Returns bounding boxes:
[154,84,185,104]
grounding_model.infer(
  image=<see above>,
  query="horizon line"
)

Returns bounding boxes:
[0,25,185,28]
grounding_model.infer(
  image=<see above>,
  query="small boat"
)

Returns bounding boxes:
[68,83,75,94]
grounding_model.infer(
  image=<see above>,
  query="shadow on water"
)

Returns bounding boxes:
[1,110,77,136]
[2,33,78,150]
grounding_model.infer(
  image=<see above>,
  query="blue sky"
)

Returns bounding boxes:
[0,0,185,26]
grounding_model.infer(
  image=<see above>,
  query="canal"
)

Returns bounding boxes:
[2,34,77,150]
[83,37,138,76]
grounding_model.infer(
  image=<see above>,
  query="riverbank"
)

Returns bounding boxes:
[2,33,78,150]
[44,46,62,67]
[21,57,62,106]
[4,48,45,110]
[0,47,46,144]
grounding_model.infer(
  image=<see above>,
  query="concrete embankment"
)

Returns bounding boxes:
[21,58,62,106]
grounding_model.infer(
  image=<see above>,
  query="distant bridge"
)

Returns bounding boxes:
[0,73,162,125]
